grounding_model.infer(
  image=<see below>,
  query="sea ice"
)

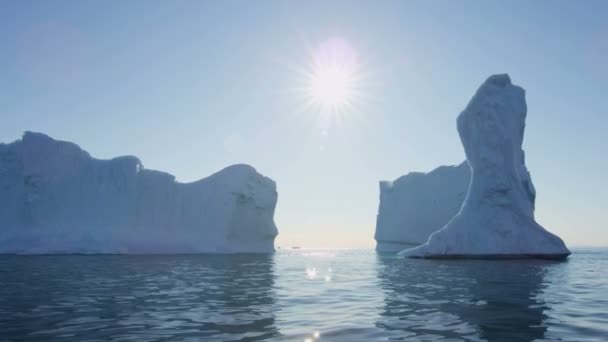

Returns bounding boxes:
[400,74,570,259]
[0,132,278,254]
[375,162,470,252]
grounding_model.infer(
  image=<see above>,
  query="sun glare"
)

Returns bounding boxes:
[309,59,356,111]
[306,38,361,114]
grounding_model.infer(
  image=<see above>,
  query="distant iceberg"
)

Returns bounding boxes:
[400,74,570,259]
[0,132,278,254]
[375,162,470,252]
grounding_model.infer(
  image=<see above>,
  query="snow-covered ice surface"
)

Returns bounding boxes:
[375,162,470,252]
[400,74,570,259]
[0,132,278,254]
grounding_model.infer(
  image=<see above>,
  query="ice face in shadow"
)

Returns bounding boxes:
[400,74,570,258]
[375,254,552,340]
[0,132,278,254]
[375,162,470,252]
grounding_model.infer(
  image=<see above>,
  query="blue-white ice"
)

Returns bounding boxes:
[400,74,570,258]
[375,162,470,252]
[0,132,278,254]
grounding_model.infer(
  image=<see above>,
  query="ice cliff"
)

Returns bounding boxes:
[0,132,278,254]
[400,74,570,259]
[375,162,470,252]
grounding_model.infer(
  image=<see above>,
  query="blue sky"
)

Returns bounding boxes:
[1,0,607,247]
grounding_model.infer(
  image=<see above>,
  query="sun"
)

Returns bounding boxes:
[305,38,361,114]
[308,57,357,112]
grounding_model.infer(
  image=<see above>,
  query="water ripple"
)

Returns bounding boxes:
[0,248,606,341]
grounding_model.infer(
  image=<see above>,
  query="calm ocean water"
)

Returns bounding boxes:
[0,248,606,341]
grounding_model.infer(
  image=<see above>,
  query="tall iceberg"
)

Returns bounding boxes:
[400,74,570,259]
[0,132,278,254]
[375,162,470,252]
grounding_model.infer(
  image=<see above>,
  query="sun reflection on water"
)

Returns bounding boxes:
[306,267,317,279]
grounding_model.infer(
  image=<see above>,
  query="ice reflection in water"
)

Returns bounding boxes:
[0,249,607,341]
[0,254,279,341]
[376,255,554,340]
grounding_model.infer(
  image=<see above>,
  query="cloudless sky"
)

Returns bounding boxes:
[1,0,607,247]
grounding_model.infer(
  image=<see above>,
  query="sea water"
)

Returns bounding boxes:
[1,248,606,341]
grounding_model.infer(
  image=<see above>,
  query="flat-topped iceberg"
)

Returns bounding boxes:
[400,74,570,259]
[375,162,470,252]
[0,132,278,254]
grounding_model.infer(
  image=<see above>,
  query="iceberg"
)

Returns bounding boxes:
[0,132,278,254]
[375,162,470,252]
[400,74,570,259]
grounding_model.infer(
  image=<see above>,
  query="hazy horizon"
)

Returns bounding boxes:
[2,0,607,248]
